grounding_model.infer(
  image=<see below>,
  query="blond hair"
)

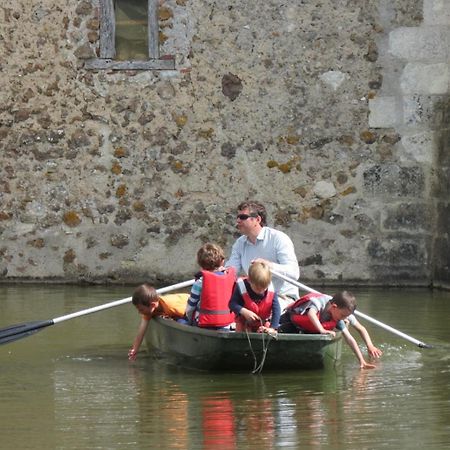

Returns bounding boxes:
[248,261,271,290]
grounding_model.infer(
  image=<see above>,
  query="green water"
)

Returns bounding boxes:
[0,285,449,449]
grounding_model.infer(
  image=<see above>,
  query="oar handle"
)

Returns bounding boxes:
[270,269,432,349]
[53,279,195,324]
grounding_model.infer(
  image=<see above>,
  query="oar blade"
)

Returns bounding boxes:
[0,320,53,345]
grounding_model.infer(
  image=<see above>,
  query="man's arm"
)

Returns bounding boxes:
[272,231,300,280]
[254,230,299,280]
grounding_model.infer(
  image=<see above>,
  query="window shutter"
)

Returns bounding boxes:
[148,0,159,59]
[100,0,116,58]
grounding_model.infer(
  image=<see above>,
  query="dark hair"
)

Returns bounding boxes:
[132,283,159,307]
[237,201,267,226]
[197,242,225,271]
[330,291,356,313]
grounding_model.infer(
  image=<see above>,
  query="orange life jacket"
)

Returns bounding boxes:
[197,267,236,328]
[141,293,188,321]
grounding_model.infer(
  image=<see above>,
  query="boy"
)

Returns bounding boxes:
[282,291,378,369]
[229,261,281,335]
[128,283,188,361]
[185,242,236,329]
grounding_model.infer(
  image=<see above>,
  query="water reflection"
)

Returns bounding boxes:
[201,395,236,449]
[1,285,449,449]
[111,363,370,449]
[5,341,450,449]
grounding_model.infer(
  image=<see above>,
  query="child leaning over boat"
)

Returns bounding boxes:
[128,284,189,361]
[184,242,236,330]
[229,261,281,335]
[280,291,378,369]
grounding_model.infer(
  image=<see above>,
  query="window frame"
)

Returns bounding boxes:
[85,0,175,70]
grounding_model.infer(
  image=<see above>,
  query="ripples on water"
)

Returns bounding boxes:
[0,285,449,449]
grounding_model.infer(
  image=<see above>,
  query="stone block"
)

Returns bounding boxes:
[382,202,430,231]
[433,204,450,281]
[437,129,450,165]
[400,63,449,95]
[369,97,402,128]
[367,238,425,266]
[403,95,448,129]
[363,164,425,197]
[389,27,449,61]
[401,131,436,164]
[433,235,450,282]
[433,166,450,198]
[435,201,450,233]
[319,70,347,91]
[313,180,336,199]
[424,0,450,26]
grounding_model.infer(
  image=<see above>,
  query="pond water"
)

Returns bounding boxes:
[0,284,449,449]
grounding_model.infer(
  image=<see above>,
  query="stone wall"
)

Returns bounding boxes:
[368,0,450,287]
[0,0,448,287]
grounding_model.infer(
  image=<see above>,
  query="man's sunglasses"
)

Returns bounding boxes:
[237,213,259,220]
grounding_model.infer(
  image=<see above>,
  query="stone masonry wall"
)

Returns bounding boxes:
[368,0,450,287]
[0,0,448,287]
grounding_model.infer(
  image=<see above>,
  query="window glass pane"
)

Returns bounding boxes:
[115,0,148,60]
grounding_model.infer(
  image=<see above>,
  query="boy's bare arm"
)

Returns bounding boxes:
[352,320,383,358]
[128,318,150,361]
[342,328,376,369]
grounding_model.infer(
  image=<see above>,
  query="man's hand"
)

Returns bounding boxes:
[251,258,272,267]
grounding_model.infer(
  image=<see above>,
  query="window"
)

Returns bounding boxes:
[85,0,175,70]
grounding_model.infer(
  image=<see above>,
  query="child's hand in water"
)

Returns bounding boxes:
[128,347,137,361]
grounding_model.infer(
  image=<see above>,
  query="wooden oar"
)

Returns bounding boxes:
[0,279,195,345]
[271,270,432,349]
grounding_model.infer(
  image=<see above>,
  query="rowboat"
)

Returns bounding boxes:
[145,317,342,372]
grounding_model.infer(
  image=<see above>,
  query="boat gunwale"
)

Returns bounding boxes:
[152,316,340,343]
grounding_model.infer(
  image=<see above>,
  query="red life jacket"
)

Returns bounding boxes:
[197,267,236,328]
[287,292,337,332]
[236,278,275,322]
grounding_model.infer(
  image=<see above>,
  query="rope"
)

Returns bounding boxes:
[244,320,278,374]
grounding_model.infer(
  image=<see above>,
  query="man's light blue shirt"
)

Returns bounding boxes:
[225,226,300,298]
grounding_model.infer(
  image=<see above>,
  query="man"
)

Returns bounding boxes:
[225,201,300,308]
